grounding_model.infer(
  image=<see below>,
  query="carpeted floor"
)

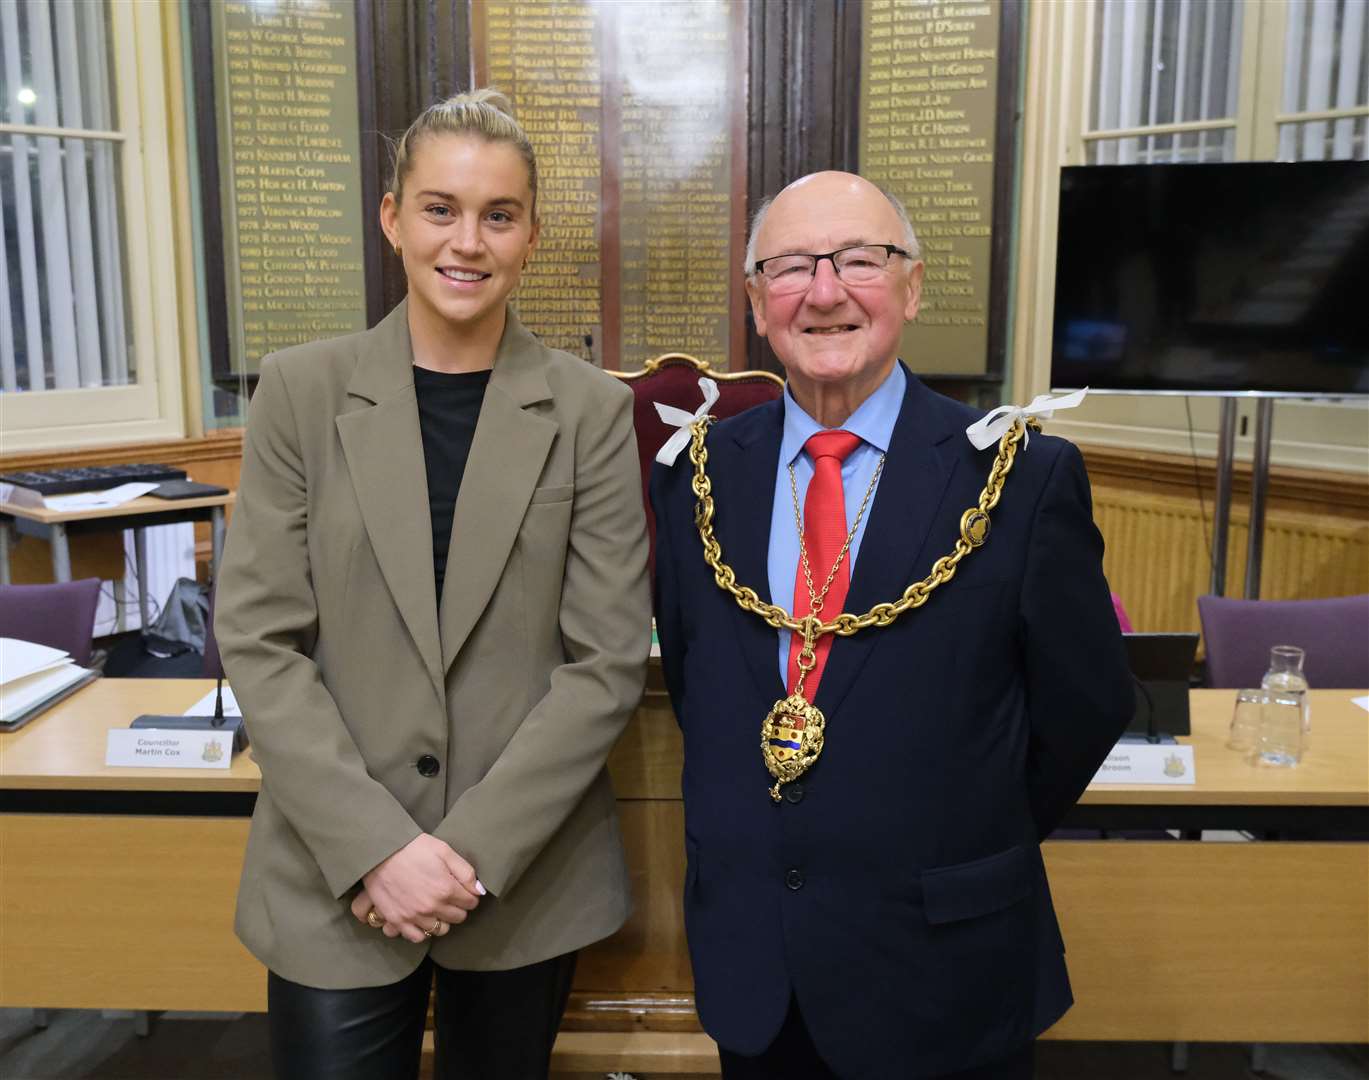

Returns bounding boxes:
[1,1009,1365,1080]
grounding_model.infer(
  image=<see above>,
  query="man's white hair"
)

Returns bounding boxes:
[743,183,921,275]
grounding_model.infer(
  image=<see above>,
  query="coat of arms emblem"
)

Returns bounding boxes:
[760,693,826,792]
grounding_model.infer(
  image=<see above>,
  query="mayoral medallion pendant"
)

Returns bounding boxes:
[760,692,826,802]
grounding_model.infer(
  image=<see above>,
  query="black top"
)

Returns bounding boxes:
[413,366,491,605]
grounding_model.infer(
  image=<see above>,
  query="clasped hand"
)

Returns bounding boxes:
[351,834,485,944]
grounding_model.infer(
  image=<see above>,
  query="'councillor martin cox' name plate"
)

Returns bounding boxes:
[106,729,234,770]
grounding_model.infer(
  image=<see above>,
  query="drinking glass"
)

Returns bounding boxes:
[1253,691,1305,767]
[1227,688,1265,754]
[1262,644,1311,733]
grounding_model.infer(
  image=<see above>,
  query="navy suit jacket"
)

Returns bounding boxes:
[650,369,1132,1078]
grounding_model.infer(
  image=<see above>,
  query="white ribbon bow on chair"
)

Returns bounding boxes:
[964,387,1089,451]
[654,377,720,466]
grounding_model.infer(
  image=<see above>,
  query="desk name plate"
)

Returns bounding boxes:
[106,729,235,770]
[1090,743,1197,786]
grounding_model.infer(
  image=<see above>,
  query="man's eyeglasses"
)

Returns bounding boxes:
[751,244,912,294]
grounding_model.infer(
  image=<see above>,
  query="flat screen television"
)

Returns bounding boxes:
[1050,161,1369,398]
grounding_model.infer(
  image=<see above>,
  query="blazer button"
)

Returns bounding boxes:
[415,754,441,778]
[785,869,804,890]
[784,783,805,804]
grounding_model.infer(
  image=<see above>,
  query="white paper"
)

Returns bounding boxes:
[0,661,90,723]
[0,482,43,509]
[1351,695,1369,713]
[0,638,71,685]
[1090,743,1197,785]
[183,684,241,718]
[44,481,158,510]
[105,728,234,769]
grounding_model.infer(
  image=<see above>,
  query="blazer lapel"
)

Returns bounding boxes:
[438,313,557,674]
[335,301,445,695]
[708,401,787,705]
[813,370,961,717]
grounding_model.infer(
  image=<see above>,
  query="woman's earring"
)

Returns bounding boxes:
[393,245,402,257]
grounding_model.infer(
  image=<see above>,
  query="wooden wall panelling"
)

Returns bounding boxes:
[981,0,1024,409]
[571,801,693,999]
[6,532,125,586]
[187,1,231,393]
[569,681,697,1031]
[1081,444,1369,635]
[0,435,245,579]
[746,0,862,375]
[356,0,472,325]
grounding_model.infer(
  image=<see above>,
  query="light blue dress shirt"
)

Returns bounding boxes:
[768,362,906,683]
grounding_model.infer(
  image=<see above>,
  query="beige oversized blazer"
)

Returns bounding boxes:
[216,301,651,989]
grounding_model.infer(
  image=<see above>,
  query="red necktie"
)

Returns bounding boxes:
[786,430,863,697]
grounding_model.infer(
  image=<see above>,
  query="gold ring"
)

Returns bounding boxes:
[423,919,442,938]
[366,908,384,929]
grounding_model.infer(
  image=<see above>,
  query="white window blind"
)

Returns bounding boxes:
[1088,0,1243,164]
[1277,0,1369,161]
[0,0,130,395]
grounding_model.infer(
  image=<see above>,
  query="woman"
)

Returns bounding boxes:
[216,89,651,1079]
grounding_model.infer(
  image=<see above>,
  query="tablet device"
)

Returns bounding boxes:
[1123,632,1200,737]
[150,480,230,500]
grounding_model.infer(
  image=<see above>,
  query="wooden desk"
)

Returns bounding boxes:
[1044,690,1368,1042]
[0,680,262,1012]
[2,681,1365,1067]
[1077,690,1369,809]
[0,492,234,626]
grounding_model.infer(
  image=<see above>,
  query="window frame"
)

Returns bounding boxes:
[0,0,185,453]
[1013,0,1369,475]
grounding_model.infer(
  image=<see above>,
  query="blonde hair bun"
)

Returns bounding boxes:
[388,87,538,216]
[454,87,516,118]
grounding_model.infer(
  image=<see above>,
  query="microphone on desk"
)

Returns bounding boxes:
[130,677,247,753]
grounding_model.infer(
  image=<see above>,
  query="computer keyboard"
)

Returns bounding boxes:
[0,463,188,496]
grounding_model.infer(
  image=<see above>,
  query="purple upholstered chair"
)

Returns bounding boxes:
[1197,594,1369,688]
[0,578,103,666]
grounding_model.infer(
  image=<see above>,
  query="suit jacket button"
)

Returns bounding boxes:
[784,784,804,804]
[785,869,804,890]
[416,754,441,777]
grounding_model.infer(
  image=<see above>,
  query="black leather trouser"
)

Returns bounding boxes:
[267,952,577,1080]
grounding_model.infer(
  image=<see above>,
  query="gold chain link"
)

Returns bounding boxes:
[687,416,1038,637]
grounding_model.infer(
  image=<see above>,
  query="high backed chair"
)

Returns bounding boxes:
[0,578,102,666]
[1197,593,1369,688]
[608,353,784,576]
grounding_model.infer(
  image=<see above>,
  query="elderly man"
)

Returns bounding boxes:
[650,171,1132,1079]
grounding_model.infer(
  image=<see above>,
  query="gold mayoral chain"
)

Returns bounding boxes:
[686,415,1039,802]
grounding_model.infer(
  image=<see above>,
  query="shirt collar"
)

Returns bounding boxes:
[780,361,906,465]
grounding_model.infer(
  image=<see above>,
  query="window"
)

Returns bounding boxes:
[1083,0,1368,163]
[1014,0,1368,473]
[1086,0,1244,163]
[0,0,185,452]
[1274,0,1369,160]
